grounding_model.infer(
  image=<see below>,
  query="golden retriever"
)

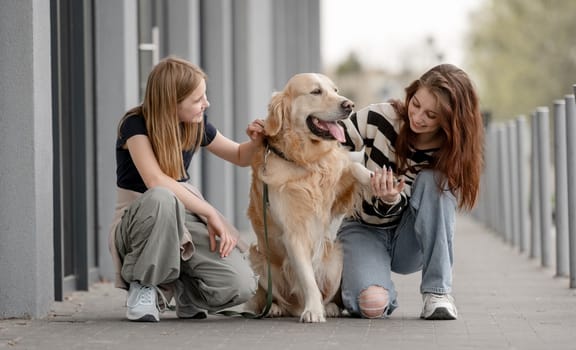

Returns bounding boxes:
[245,73,372,323]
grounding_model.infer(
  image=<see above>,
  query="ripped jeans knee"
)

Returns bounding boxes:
[358,285,389,319]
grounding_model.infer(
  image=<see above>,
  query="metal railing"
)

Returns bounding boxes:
[474,84,576,288]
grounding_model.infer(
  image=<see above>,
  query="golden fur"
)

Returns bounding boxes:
[245,73,371,322]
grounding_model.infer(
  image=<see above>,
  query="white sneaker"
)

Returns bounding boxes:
[420,293,458,320]
[126,282,160,322]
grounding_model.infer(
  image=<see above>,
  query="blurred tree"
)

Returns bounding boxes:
[398,35,445,79]
[335,51,363,76]
[466,0,576,121]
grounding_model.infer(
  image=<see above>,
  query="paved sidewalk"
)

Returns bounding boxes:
[1,214,575,350]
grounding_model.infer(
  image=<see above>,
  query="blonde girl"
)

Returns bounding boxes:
[110,57,264,322]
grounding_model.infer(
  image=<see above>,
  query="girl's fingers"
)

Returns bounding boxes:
[386,168,394,188]
[219,233,237,258]
[371,167,402,198]
[209,231,217,252]
[370,170,379,192]
[220,233,229,255]
[396,178,405,192]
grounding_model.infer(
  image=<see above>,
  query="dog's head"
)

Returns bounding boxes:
[265,73,354,142]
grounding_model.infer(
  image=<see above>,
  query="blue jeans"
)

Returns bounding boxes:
[337,170,457,317]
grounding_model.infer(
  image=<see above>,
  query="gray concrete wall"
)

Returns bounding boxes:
[165,0,203,188]
[273,0,322,88]
[0,0,54,318]
[94,0,139,282]
[232,0,275,230]
[201,0,237,219]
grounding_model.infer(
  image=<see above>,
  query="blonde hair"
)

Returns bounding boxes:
[119,57,207,180]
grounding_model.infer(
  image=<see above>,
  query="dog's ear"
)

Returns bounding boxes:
[265,91,289,137]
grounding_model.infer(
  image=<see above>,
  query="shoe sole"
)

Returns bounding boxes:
[127,313,159,322]
[177,312,207,320]
[421,307,457,320]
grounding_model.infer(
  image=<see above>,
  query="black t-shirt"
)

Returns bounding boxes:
[116,114,217,193]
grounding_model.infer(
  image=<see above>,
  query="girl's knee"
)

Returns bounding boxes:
[144,187,176,206]
[233,272,258,304]
[232,259,258,302]
[410,170,456,210]
[209,262,257,307]
[358,285,389,319]
[209,276,256,307]
[413,170,437,190]
[133,187,181,220]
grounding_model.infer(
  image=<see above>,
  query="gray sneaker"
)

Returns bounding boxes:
[174,281,207,319]
[420,293,458,320]
[126,282,159,322]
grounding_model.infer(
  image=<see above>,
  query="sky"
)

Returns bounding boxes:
[320,0,485,73]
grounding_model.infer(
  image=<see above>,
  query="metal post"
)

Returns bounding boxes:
[485,124,498,232]
[530,112,541,259]
[516,116,529,254]
[474,161,487,223]
[498,126,512,240]
[536,107,552,268]
[553,100,569,277]
[507,121,519,247]
[565,91,576,288]
[488,125,499,232]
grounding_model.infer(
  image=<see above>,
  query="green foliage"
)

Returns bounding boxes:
[335,52,363,76]
[465,0,576,121]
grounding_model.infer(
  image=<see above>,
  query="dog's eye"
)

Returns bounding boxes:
[311,89,322,95]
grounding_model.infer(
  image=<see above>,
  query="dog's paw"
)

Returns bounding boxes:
[300,308,326,323]
[324,302,341,318]
[267,303,285,318]
[350,162,372,186]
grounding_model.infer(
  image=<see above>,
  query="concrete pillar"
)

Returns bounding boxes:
[232,0,274,230]
[273,0,321,87]
[94,0,139,281]
[0,0,54,318]
[516,116,529,253]
[201,0,236,219]
[165,0,203,186]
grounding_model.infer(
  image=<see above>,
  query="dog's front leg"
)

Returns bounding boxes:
[282,232,326,323]
[349,162,373,186]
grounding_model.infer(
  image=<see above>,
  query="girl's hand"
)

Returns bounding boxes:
[371,166,405,204]
[246,119,265,144]
[206,212,238,258]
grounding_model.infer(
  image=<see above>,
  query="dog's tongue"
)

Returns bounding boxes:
[326,122,346,142]
[313,118,347,142]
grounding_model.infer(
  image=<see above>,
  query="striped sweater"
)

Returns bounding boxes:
[340,103,436,227]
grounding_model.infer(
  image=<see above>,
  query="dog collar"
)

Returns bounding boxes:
[264,140,292,163]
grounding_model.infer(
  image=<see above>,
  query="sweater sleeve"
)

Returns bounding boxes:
[339,108,369,152]
[371,193,409,217]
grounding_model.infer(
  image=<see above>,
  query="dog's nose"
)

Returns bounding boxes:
[341,100,355,113]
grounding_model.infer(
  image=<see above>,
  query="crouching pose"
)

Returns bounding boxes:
[110,57,264,322]
[337,64,484,320]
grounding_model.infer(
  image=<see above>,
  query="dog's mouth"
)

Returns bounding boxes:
[306,116,346,142]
